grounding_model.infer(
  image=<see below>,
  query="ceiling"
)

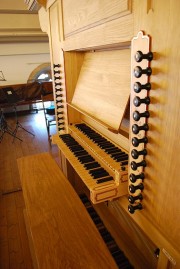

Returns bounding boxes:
[0,0,50,86]
[0,0,47,43]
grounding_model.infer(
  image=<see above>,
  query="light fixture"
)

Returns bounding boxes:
[0,71,6,81]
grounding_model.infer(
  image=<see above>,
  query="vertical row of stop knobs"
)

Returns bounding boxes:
[128,51,153,214]
[53,64,65,133]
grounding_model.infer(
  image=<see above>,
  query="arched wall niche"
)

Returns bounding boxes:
[27,62,51,83]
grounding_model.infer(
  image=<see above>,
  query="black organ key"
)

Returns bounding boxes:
[102,232,114,243]
[93,138,107,143]
[90,170,108,177]
[110,152,127,158]
[98,141,113,146]
[89,168,109,178]
[84,162,100,170]
[97,176,113,184]
[115,155,128,162]
[78,156,95,164]
[86,131,101,136]
[69,145,84,152]
[88,134,104,141]
[97,140,110,145]
[60,134,70,138]
[112,155,127,162]
[89,167,106,173]
[65,141,79,147]
[77,154,92,160]
[85,131,99,135]
[87,134,102,139]
[99,144,115,150]
[74,150,88,157]
[104,147,121,154]
[90,134,101,139]
[60,135,72,141]
[89,168,107,176]
[109,245,120,254]
[113,252,127,264]
[99,227,109,237]
[120,161,128,166]
[93,172,109,179]
[92,173,109,179]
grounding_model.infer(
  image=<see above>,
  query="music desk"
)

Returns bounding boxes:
[17,152,118,269]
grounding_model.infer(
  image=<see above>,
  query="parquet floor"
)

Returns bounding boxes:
[0,110,59,269]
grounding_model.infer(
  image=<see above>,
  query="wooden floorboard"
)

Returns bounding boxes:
[0,111,59,269]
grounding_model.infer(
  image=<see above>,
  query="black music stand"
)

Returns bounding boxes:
[2,87,35,142]
[0,107,22,143]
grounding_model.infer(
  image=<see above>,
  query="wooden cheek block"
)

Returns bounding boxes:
[17,152,117,269]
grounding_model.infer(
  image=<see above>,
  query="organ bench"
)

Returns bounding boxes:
[17,152,118,269]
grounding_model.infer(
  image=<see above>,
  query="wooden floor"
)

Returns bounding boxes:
[0,110,59,269]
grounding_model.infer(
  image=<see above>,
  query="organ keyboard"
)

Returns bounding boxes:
[52,123,128,204]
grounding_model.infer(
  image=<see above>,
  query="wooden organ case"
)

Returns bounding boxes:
[38,0,180,268]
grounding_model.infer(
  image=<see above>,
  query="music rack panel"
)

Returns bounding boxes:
[71,49,130,131]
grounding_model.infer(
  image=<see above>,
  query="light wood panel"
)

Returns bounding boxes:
[71,49,130,130]
[58,0,133,51]
[63,0,131,37]
[17,152,118,269]
[128,0,180,253]
[117,196,180,267]
[62,14,133,51]
[64,51,84,102]
[94,201,158,269]
[49,0,69,134]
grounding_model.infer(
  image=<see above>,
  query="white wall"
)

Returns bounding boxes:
[0,0,50,87]
[0,43,50,86]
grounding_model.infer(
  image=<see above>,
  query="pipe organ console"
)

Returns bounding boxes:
[36,0,180,268]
